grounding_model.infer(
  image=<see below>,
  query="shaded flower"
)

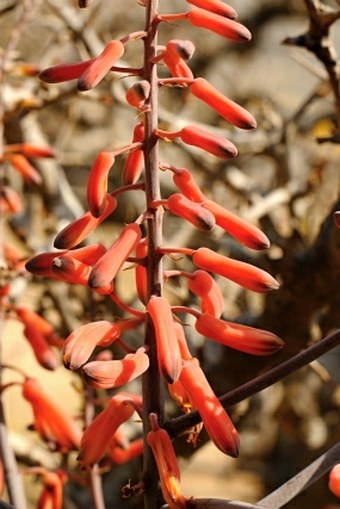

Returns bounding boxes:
[179,358,240,456]
[89,223,142,288]
[78,393,140,468]
[180,125,237,159]
[167,193,215,231]
[110,437,144,464]
[202,199,270,250]
[195,313,284,355]
[147,296,182,383]
[23,324,59,370]
[147,413,187,509]
[82,347,149,389]
[190,78,256,129]
[192,247,280,293]
[63,320,121,370]
[22,378,82,452]
[187,8,251,42]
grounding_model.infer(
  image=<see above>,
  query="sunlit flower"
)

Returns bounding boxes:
[179,358,240,456]
[180,125,237,159]
[171,167,206,203]
[122,122,145,184]
[87,151,116,217]
[82,347,149,389]
[185,0,237,19]
[188,270,224,318]
[187,8,251,42]
[195,313,284,355]
[167,193,215,231]
[23,324,59,370]
[147,413,187,509]
[193,247,280,292]
[126,80,151,109]
[63,320,121,370]
[147,296,182,383]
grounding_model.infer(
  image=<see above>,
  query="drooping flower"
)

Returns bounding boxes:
[192,247,280,293]
[63,320,121,370]
[171,167,206,203]
[147,413,187,509]
[201,200,270,250]
[195,313,284,355]
[9,155,42,185]
[54,194,117,249]
[77,39,125,91]
[122,122,145,184]
[78,393,140,468]
[89,223,142,288]
[82,347,149,389]
[180,125,238,159]
[22,378,82,452]
[26,467,67,509]
[23,324,59,371]
[179,358,240,456]
[110,437,144,465]
[4,143,54,159]
[147,296,182,383]
[167,193,216,231]
[190,78,256,129]
[188,269,224,318]
[87,151,116,217]
[161,40,195,79]
[185,0,237,19]
[187,8,251,42]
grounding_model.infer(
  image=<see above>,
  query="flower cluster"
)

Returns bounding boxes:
[23,0,284,507]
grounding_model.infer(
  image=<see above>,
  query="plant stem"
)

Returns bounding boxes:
[141,1,164,508]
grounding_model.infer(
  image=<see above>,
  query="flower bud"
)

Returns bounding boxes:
[188,270,224,318]
[195,313,284,355]
[193,247,280,293]
[167,193,215,231]
[172,167,206,203]
[122,122,145,184]
[190,78,256,129]
[185,0,237,19]
[10,155,42,185]
[126,80,150,109]
[78,40,125,91]
[180,125,237,159]
[87,151,115,218]
[187,8,251,42]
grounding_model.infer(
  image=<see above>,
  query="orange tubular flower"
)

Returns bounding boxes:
[122,122,145,184]
[192,247,280,293]
[179,358,240,457]
[63,320,121,370]
[77,39,125,91]
[202,200,270,250]
[171,167,206,203]
[162,40,195,79]
[27,468,67,509]
[187,8,251,43]
[126,80,151,109]
[23,324,59,371]
[186,0,237,19]
[87,151,116,217]
[78,393,140,468]
[82,347,150,389]
[110,437,144,464]
[22,378,82,452]
[54,195,117,249]
[0,186,22,214]
[4,143,54,158]
[329,464,340,497]
[167,193,215,231]
[190,78,256,130]
[147,296,182,383]
[195,313,284,355]
[180,125,237,159]
[89,223,142,288]
[39,59,95,84]
[52,256,113,295]
[16,306,63,348]
[147,414,187,509]
[188,270,224,318]
[9,154,42,185]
